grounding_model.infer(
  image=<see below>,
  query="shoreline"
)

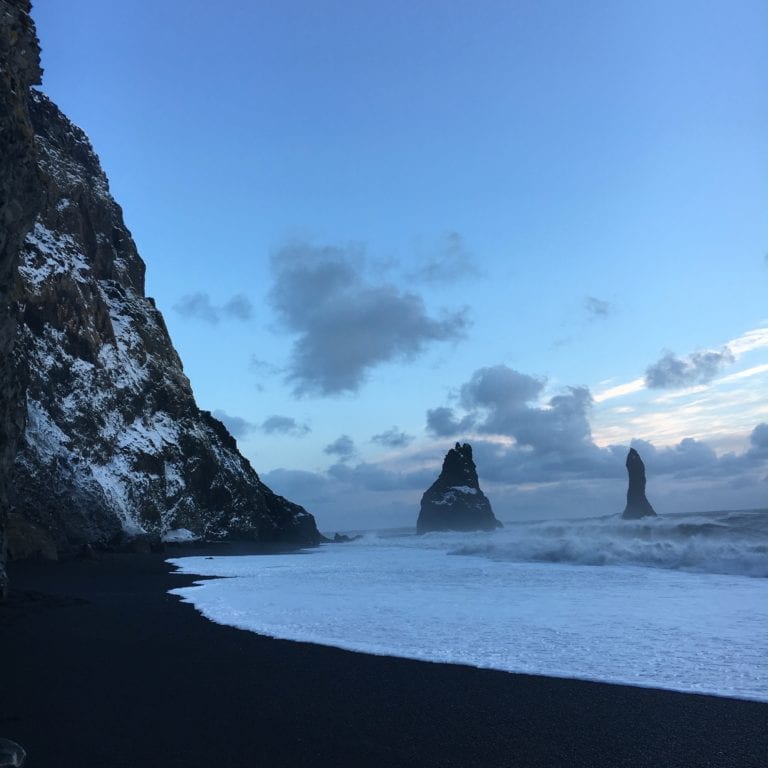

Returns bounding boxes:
[166,548,768,704]
[2,550,767,767]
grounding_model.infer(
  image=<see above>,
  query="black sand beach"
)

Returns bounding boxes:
[1,550,766,768]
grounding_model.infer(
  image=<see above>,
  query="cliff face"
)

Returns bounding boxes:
[0,0,42,597]
[3,20,321,559]
[417,442,501,534]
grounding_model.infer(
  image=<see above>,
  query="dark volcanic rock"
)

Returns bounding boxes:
[622,448,657,519]
[332,532,362,543]
[417,442,501,534]
[2,12,323,559]
[0,0,43,599]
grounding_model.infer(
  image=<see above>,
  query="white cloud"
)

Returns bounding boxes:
[717,363,768,384]
[593,378,645,403]
[726,326,768,356]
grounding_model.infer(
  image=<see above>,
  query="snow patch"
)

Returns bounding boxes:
[19,220,91,288]
[24,397,70,460]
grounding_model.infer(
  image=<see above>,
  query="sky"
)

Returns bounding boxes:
[31,0,768,531]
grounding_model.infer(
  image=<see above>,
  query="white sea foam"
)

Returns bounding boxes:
[449,509,768,578]
[169,509,768,702]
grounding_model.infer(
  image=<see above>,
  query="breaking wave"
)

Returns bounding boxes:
[445,509,768,578]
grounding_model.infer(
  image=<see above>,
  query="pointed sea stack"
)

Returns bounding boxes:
[622,448,657,519]
[417,442,501,534]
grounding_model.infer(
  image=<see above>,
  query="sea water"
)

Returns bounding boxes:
[168,510,768,702]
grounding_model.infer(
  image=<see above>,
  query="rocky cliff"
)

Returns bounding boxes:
[0,0,42,597]
[621,448,656,519]
[417,442,501,534]
[2,11,322,560]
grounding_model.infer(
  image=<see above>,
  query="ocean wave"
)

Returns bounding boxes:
[444,509,768,578]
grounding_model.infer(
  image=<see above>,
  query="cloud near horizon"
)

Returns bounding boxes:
[264,421,768,529]
[423,363,768,489]
[269,242,469,396]
[261,415,311,437]
[371,426,414,448]
[212,409,257,438]
[174,292,254,323]
[324,434,357,461]
[213,410,310,438]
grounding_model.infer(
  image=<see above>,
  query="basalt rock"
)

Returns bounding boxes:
[622,448,657,519]
[417,442,501,534]
[3,9,323,560]
[0,0,43,599]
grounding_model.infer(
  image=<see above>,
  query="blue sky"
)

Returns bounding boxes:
[32,0,768,530]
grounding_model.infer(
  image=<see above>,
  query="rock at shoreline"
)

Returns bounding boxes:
[622,448,657,519]
[417,443,501,534]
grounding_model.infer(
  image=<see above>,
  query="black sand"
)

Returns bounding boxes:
[1,549,766,768]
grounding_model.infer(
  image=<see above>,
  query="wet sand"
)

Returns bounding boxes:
[1,548,766,767]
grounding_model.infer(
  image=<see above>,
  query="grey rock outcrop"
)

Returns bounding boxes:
[417,442,501,534]
[621,448,657,519]
[1,7,323,561]
[0,0,42,599]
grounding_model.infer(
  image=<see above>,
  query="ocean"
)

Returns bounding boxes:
[168,509,768,702]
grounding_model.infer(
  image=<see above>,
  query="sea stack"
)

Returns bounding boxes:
[622,448,657,519]
[417,442,501,534]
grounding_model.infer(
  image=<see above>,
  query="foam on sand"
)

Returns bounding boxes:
[169,510,768,702]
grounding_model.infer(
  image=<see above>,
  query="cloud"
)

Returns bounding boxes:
[324,434,356,461]
[263,468,334,504]
[727,326,768,356]
[248,357,282,382]
[261,415,310,437]
[371,427,413,448]
[593,378,645,403]
[593,327,768,405]
[212,409,257,438]
[174,292,253,324]
[213,410,310,439]
[269,242,469,395]
[584,296,612,318]
[174,293,219,323]
[427,362,768,492]
[645,347,735,389]
[454,365,594,454]
[429,364,764,485]
[328,461,431,492]
[459,365,544,415]
[626,436,719,478]
[408,231,479,284]
[222,294,254,320]
[750,423,768,457]
[718,363,768,384]
[425,406,476,437]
